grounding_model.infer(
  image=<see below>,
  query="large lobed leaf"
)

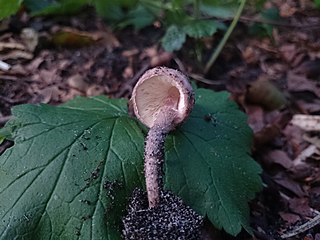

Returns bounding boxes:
[165,89,262,235]
[0,97,145,240]
[0,89,261,239]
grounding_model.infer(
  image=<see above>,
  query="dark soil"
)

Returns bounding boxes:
[123,189,203,240]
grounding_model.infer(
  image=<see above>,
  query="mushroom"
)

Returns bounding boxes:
[123,67,202,239]
[129,66,194,208]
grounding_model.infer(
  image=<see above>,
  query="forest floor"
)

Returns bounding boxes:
[1,1,320,240]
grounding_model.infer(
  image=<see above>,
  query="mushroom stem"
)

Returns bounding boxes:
[144,106,177,208]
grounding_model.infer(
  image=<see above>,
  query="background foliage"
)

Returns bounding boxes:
[0,0,240,51]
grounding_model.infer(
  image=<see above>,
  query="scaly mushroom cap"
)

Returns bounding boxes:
[130,67,194,128]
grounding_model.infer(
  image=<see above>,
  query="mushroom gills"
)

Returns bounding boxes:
[135,76,182,127]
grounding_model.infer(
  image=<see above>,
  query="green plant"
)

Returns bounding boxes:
[0,0,241,53]
[0,0,22,19]
[248,7,281,38]
[0,84,262,239]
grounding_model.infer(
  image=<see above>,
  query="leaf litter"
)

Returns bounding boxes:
[0,1,320,240]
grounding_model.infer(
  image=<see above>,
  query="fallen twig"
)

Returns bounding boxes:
[189,73,225,85]
[281,213,320,238]
[202,15,320,29]
[204,0,246,73]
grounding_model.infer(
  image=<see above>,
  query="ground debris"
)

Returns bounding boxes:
[122,188,203,240]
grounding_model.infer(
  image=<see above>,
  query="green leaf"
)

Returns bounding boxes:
[0,90,261,238]
[0,96,145,239]
[25,0,88,16]
[117,4,155,30]
[261,7,280,20]
[161,25,186,52]
[200,3,237,18]
[0,0,22,20]
[183,19,218,38]
[93,0,138,21]
[249,7,280,37]
[165,89,262,236]
[23,0,55,13]
[0,117,19,141]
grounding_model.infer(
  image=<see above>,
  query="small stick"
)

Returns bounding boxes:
[281,213,320,239]
[201,15,320,29]
[204,0,246,73]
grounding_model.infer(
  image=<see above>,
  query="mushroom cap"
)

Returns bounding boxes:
[130,67,194,128]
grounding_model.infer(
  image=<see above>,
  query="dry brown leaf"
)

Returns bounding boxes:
[1,50,33,60]
[86,85,105,96]
[266,150,293,169]
[291,115,320,131]
[122,49,139,58]
[123,66,134,79]
[287,71,320,97]
[290,164,313,181]
[39,69,61,85]
[289,198,312,216]
[273,173,306,197]
[279,212,300,225]
[295,100,320,114]
[241,46,260,65]
[31,86,61,104]
[141,45,158,59]
[25,57,44,72]
[20,28,39,52]
[279,44,304,66]
[304,135,320,149]
[0,42,26,51]
[150,52,173,67]
[37,87,54,103]
[63,88,83,102]
[283,124,308,157]
[279,3,297,17]
[96,26,120,50]
[8,64,28,75]
[293,145,318,166]
[294,60,320,79]
[67,74,89,92]
[94,68,106,80]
